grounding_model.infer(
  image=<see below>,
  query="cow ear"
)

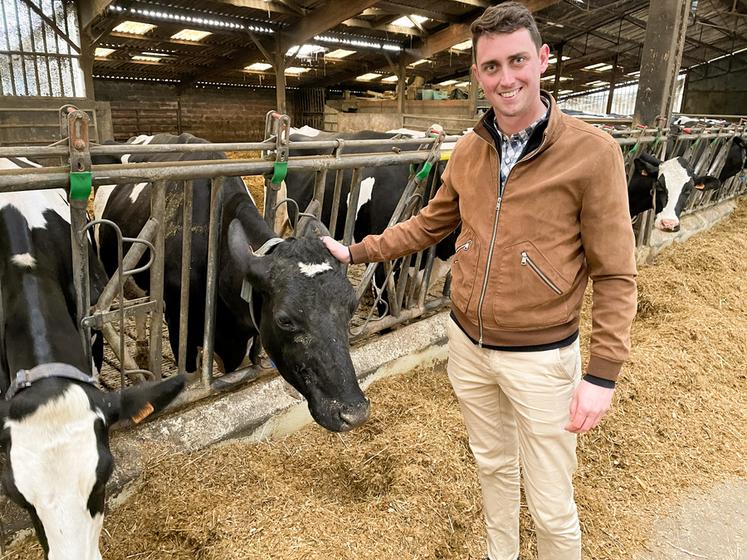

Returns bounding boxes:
[227,219,272,291]
[693,175,721,191]
[295,200,331,239]
[635,154,660,176]
[101,374,186,425]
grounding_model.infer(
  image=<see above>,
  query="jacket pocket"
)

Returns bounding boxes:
[492,241,571,328]
[450,229,480,315]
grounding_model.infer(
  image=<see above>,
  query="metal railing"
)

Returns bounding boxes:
[0,107,745,406]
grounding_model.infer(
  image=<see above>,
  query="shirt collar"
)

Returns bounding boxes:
[495,97,550,142]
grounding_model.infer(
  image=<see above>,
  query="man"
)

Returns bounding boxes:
[322,3,637,559]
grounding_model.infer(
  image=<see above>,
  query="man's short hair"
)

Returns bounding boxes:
[470,2,543,51]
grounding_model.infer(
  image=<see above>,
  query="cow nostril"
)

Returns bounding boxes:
[338,401,370,427]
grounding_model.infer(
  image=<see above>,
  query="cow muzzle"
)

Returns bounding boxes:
[655,217,680,232]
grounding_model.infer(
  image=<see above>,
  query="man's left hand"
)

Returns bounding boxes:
[564,380,614,434]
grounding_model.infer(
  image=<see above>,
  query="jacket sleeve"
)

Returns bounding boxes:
[580,139,638,381]
[348,152,462,264]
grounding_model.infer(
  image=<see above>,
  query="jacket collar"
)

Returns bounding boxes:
[474,91,565,157]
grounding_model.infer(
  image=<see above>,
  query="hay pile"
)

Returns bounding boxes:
[6,199,746,560]
[225,150,266,213]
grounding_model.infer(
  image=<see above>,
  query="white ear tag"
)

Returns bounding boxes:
[241,279,252,303]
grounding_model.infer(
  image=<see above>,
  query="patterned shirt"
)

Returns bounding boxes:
[496,101,549,188]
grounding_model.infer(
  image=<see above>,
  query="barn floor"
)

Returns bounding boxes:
[5,198,746,560]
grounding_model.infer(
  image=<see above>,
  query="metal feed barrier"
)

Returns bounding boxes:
[0,107,745,406]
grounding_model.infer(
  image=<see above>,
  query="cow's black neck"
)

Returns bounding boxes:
[0,210,90,392]
[222,191,278,250]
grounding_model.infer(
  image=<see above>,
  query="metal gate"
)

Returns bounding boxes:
[0,108,744,407]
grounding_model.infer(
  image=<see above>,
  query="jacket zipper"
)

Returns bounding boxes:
[474,133,546,346]
[455,240,472,253]
[521,251,562,294]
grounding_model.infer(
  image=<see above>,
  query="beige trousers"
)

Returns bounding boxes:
[446,318,582,560]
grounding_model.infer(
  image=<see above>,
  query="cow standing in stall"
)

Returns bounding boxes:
[627,153,721,232]
[93,133,369,432]
[282,129,458,316]
[0,157,185,559]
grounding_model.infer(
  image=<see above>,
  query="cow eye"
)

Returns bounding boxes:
[275,313,296,331]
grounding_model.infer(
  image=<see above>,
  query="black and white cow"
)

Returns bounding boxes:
[0,157,185,559]
[282,129,458,316]
[93,133,369,432]
[627,154,720,232]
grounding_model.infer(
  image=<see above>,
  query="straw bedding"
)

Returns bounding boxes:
[6,199,746,559]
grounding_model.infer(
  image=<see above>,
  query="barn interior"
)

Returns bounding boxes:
[0,2,746,560]
[1,0,746,143]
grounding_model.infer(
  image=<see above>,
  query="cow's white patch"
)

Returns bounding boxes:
[0,159,70,229]
[92,184,116,248]
[348,177,375,222]
[0,189,70,229]
[128,182,149,204]
[7,385,105,560]
[0,157,41,169]
[11,252,36,268]
[121,134,154,164]
[290,125,322,137]
[656,159,691,223]
[298,262,332,277]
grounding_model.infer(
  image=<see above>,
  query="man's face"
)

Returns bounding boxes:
[472,28,550,126]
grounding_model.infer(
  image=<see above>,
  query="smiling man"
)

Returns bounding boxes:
[322,3,637,559]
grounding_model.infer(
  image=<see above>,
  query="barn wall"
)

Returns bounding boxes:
[327,98,473,116]
[93,80,295,142]
[0,96,112,146]
[681,55,747,116]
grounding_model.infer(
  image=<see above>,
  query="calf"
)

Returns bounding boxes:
[627,154,720,232]
[0,158,185,558]
[94,133,369,432]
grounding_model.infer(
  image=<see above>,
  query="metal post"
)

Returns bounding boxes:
[178,180,194,375]
[263,111,289,229]
[201,176,225,386]
[61,105,94,372]
[149,180,166,379]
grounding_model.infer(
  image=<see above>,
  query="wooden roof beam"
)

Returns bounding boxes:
[282,0,381,47]
[78,0,118,30]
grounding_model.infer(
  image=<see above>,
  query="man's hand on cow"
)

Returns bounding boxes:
[321,236,351,264]
[564,380,614,434]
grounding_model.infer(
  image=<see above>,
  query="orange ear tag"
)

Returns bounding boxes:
[131,402,155,424]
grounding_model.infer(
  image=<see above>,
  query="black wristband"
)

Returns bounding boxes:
[583,374,616,389]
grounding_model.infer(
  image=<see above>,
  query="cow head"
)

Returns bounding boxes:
[228,218,369,432]
[0,373,184,559]
[628,153,668,218]
[629,155,720,232]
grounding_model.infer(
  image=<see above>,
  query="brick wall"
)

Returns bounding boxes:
[93,80,294,142]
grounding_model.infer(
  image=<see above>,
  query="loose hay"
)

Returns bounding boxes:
[6,200,746,560]
[226,150,266,213]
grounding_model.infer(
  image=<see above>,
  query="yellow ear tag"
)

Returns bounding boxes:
[695,183,705,190]
[131,402,155,424]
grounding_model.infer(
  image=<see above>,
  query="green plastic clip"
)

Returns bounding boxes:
[416,161,433,181]
[69,171,92,201]
[271,161,288,184]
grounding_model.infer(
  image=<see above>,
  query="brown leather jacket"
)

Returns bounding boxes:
[349,93,637,381]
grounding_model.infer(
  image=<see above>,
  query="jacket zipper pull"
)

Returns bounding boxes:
[521,251,528,265]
